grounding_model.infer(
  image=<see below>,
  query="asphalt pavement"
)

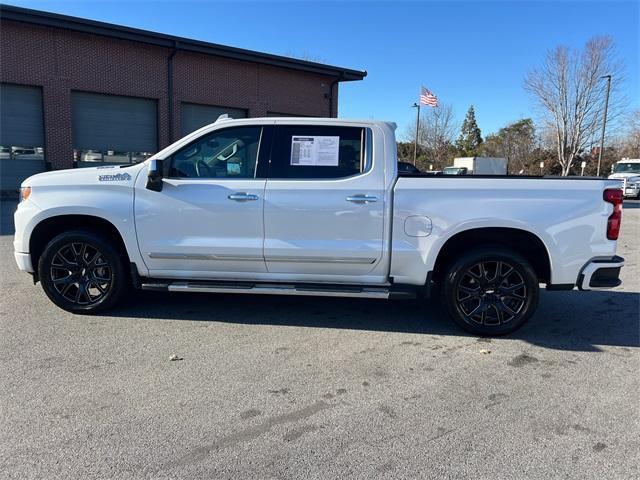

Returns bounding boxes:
[0,201,638,479]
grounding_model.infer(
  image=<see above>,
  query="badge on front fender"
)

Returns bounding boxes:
[98,172,132,182]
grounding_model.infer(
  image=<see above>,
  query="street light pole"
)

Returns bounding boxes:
[412,103,420,166]
[597,74,612,177]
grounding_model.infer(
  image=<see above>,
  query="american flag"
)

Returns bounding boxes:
[420,86,439,107]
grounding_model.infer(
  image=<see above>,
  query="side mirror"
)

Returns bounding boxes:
[146,159,164,192]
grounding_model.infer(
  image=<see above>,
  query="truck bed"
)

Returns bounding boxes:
[389,175,620,286]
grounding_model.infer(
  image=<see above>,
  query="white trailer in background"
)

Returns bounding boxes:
[443,157,508,175]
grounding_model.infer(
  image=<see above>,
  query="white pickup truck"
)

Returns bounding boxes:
[609,158,640,199]
[14,117,625,335]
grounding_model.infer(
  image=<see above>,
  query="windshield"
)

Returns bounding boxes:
[443,167,466,175]
[614,162,640,173]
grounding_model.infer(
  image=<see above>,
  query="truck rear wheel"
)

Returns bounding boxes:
[38,230,129,313]
[440,247,539,336]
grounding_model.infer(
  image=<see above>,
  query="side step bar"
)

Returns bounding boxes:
[141,280,416,299]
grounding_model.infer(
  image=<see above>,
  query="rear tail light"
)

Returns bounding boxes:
[603,188,623,240]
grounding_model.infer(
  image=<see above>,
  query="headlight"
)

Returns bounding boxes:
[19,186,32,202]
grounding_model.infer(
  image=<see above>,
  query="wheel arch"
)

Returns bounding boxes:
[29,214,131,276]
[432,227,552,285]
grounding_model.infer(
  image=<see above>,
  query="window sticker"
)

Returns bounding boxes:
[290,136,340,166]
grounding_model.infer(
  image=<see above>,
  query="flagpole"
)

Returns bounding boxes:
[412,102,420,166]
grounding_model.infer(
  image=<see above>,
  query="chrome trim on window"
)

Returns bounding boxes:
[364,127,373,173]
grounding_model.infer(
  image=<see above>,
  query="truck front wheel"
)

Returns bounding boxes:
[38,230,129,313]
[440,247,539,336]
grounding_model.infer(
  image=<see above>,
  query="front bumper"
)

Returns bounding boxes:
[14,251,34,272]
[577,255,624,291]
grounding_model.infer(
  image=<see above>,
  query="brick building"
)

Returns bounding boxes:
[0,4,366,192]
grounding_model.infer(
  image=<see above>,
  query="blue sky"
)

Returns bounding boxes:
[6,0,639,139]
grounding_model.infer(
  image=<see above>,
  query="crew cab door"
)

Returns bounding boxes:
[263,124,385,278]
[135,125,269,277]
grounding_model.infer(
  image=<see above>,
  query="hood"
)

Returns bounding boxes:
[22,164,145,188]
[609,172,640,179]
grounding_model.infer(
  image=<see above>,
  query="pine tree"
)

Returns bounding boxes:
[455,105,483,156]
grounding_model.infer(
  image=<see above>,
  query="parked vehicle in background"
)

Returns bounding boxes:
[14,116,625,336]
[609,159,640,199]
[11,147,43,160]
[445,157,508,175]
[442,166,469,175]
[81,150,103,162]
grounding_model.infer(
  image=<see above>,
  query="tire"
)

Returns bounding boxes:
[440,247,539,336]
[38,230,129,313]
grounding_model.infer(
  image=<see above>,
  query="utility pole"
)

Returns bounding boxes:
[412,103,420,166]
[597,74,612,177]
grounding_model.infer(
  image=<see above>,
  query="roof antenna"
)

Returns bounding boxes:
[216,114,233,122]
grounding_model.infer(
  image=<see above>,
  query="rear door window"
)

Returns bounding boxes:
[269,125,365,179]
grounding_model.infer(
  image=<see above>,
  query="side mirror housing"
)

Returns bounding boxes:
[146,159,164,192]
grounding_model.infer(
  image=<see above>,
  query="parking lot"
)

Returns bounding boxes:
[1,202,638,480]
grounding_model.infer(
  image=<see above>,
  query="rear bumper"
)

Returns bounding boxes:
[577,255,624,291]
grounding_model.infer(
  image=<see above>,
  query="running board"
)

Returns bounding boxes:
[140,280,416,299]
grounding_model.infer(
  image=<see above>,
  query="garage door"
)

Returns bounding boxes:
[72,92,157,166]
[181,103,247,136]
[0,84,46,192]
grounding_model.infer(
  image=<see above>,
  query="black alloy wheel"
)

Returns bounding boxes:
[455,260,527,326]
[441,247,539,336]
[49,241,113,305]
[39,230,128,313]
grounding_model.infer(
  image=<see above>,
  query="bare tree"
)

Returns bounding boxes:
[619,109,640,158]
[524,36,626,175]
[404,103,458,169]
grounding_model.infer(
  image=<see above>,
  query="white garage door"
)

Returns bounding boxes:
[72,92,157,166]
[0,84,46,192]
[181,103,247,136]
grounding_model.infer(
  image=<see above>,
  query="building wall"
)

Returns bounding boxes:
[0,20,339,170]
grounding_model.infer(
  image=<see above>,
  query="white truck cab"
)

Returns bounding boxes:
[14,116,625,335]
[609,158,640,199]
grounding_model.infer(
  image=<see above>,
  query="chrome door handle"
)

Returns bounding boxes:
[346,195,378,204]
[228,192,259,201]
